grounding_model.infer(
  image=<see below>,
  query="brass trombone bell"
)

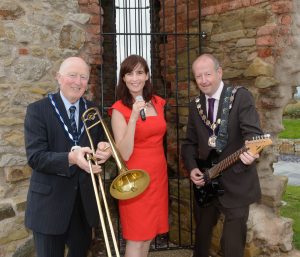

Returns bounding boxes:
[82,107,150,200]
[110,169,150,200]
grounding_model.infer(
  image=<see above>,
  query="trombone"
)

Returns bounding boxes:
[82,107,120,257]
[81,107,150,256]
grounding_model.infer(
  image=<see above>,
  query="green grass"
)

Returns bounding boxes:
[278,119,300,139]
[280,185,300,249]
[283,100,300,118]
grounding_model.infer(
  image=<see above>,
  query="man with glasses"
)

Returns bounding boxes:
[24,57,111,257]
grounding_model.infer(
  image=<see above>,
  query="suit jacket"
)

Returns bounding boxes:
[24,92,104,235]
[181,85,263,208]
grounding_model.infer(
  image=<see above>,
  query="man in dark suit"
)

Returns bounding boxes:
[181,54,263,257]
[24,57,111,257]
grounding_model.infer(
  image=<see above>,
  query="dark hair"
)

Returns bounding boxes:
[116,55,153,108]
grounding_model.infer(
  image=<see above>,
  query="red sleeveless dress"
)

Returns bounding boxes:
[109,95,169,240]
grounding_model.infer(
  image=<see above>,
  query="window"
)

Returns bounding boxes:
[115,0,151,76]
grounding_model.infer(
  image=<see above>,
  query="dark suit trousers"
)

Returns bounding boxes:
[193,199,249,257]
[33,192,92,257]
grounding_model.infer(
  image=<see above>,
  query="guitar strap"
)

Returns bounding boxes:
[215,85,241,153]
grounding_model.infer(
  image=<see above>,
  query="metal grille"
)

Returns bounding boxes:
[97,0,205,255]
[115,1,152,71]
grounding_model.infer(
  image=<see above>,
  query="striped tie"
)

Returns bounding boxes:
[69,106,78,141]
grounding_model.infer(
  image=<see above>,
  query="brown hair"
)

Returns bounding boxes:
[116,55,153,108]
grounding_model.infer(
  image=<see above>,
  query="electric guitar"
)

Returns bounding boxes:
[193,134,273,207]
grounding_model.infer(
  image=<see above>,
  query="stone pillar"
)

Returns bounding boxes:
[0,0,102,256]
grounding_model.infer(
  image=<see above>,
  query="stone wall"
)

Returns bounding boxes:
[161,0,300,256]
[1,0,300,256]
[277,139,300,156]
[0,0,101,256]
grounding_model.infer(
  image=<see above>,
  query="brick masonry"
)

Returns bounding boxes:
[0,0,299,256]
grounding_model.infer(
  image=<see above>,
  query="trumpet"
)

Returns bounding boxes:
[81,107,150,255]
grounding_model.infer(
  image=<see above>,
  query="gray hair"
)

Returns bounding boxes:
[193,53,221,71]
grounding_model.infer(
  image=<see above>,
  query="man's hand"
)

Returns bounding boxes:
[190,168,205,187]
[68,147,102,174]
[95,142,111,164]
[239,151,259,165]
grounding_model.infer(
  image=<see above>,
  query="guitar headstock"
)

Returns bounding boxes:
[245,134,273,155]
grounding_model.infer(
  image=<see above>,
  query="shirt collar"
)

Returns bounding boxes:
[205,81,224,101]
[60,91,80,112]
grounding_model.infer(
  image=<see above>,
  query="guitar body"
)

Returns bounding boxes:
[193,172,224,207]
[193,156,224,207]
[192,135,272,207]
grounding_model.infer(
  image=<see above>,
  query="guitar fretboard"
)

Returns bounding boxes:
[208,146,247,179]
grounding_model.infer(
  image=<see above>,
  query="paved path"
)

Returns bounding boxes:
[273,158,300,186]
[149,249,192,257]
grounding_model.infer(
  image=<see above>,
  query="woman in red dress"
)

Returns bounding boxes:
[109,55,169,257]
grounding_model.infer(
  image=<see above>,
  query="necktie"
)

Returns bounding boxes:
[208,98,215,122]
[69,106,78,141]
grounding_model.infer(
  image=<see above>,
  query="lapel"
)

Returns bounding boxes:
[197,93,213,155]
[216,85,227,120]
[78,97,86,134]
[200,93,207,116]
[53,92,72,131]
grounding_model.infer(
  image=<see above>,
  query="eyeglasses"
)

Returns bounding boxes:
[64,73,89,81]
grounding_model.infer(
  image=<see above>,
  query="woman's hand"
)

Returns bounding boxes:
[130,98,146,122]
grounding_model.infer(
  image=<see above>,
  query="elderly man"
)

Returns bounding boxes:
[24,57,110,257]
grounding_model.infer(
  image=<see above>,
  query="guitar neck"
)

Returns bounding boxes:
[205,135,272,180]
[208,146,247,179]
